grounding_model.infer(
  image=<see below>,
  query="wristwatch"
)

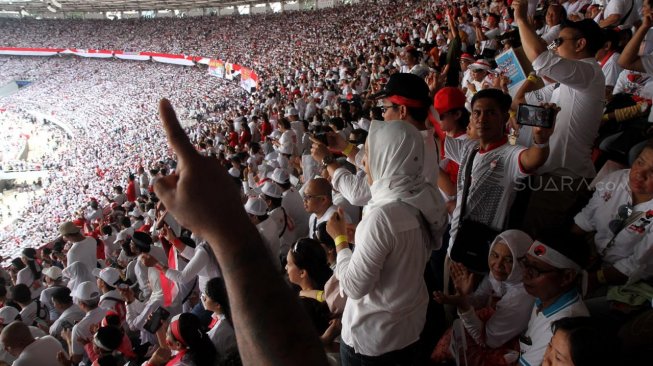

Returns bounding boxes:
[321,154,335,168]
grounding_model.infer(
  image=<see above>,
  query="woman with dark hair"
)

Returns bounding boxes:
[202,277,239,365]
[285,238,332,334]
[17,248,43,299]
[145,313,217,366]
[542,317,618,366]
[238,123,252,148]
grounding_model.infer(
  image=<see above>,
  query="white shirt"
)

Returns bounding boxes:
[40,285,65,321]
[538,24,561,44]
[563,0,591,18]
[308,205,340,239]
[282,187,311,240]
[445,138,528,250]
[0,327,45,365]
[71,306,106,356]
[603,0,639,29]
[66,237,98,273]
[574,170,653,282]
[518,290,589,366]
[257,217,282,262]
[421,129,439,186]
[49,304,84,338]
[337,201,430,356]
[13,335,66,366]
[166,243,221,298]
[332,167,371,207]
[602,52,623,88]
[531,51,605,178]
[207,314,238,364]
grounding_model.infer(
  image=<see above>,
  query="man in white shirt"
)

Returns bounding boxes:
[39,266,66,322]
[48,287,84,340]
[304,178,343,239]
[600,0,639,29]
[513,1,607,237]
[67,281,106,364]
[518,236,590,366]
[59,221,97,272]
[1,321,65,366]
[244,197,281,264]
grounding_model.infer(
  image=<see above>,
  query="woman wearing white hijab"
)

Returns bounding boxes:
[327,120,447,365]
[62,261,94,298]
[432,229,535,365]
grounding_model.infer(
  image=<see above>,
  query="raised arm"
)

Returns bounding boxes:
[155,99,328,366]
[618,8,652,72]
[512,0,548,62]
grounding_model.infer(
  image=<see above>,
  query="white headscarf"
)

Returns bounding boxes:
[63,261,94,294]
[366,120,448,250]
[487,229,533,296]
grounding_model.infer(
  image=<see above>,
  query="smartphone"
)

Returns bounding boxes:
[143,306,170,334]
[517,104,554,129]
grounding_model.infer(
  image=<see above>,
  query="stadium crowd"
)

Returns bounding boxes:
[0,0,652,365]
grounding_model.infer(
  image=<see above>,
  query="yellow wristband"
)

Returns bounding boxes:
[509,110,516,119]
[596,269,607,285]
[334,235,348,248]
[316,290,325,302]
[342,143,355,156]
[527,74,539,84]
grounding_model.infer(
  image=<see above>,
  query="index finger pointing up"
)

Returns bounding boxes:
[159,98,197,162]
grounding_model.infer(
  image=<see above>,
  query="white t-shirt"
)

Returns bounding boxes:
[66,237,98,273]
[13,335,66,366]
[71,307,106,356]
[574,170,653,282]
[518,290,589,366]
[445,138,528,250]
[603,0,639,29]
[602,52,623,88]
[49,304,84,338]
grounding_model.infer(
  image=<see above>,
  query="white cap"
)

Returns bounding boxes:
[244,197,268,216]
[270,130,282,140]
[261,181,283,198]
[72,281,101,301]
[469,59,491,71]
[285,108,299,117]
[277,144,293,155]
[42,266,63,280]
[267,160,280,170]
[271,168,290,184]
[0,307,20,325]
[264,152,278,162]
[93,267,121,287]
[228,167,240,178]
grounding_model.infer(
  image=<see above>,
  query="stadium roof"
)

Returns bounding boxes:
[0,0,273,13]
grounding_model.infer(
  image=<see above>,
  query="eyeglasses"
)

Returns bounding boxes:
[380,104,399,113]
[548,37,582,50]
[303,194,326,202]
[518,256,560,278]
[608,204,633,234]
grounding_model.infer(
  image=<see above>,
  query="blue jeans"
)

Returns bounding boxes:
[340,341,418,366]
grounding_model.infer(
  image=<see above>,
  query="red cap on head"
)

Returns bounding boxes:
[433,87,467,116]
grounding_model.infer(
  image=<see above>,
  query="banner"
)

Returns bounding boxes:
[114,51,150,61]
[208,59,225,78]
[239,67,258,93]
[0,47,63,56]
[68,49,114,58]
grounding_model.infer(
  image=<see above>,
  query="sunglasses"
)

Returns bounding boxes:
[608,204,633,235]
[548,36,582,50]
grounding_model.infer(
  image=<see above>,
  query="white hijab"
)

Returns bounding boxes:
[366,120,448,250]
[487,229,533,296]
[63,261,94,294]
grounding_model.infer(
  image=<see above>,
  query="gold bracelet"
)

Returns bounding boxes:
[596,269,607,285]
[316,290,325,302]
[342,143,355,156]
[334,235,348,248]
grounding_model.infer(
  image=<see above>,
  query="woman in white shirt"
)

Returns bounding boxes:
[432,230,535,366]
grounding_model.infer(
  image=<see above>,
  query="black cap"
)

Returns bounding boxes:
[131,231,153,252]
[369,73,430,107]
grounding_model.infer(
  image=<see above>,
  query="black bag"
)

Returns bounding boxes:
[450,148,499,273]
[451,219,499,273]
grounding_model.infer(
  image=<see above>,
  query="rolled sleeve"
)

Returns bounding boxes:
[532,51,598,90]
[331,167,371,206]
